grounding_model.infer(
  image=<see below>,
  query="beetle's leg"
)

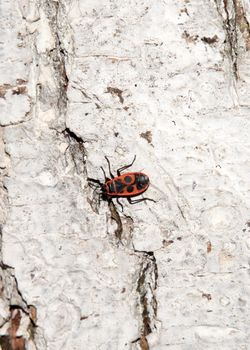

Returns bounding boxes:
[107,197,113,206]
[116,198,124,212]
[88,182,99,190]
[104,156,115,179]
[117,155,136,176]
[127,197,156,204]
[87,177,102,186]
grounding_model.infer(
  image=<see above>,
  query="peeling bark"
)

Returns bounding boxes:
[0,247,38,349]
[0,122,37,348]
[133,251,158,348]
[235,0,250,50]
[0,306,37,350]
[214,0,239,78]
[214,0,250,78]
[0,81,27,100]
[41,0,69,116]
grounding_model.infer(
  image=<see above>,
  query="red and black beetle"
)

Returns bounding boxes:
[87,155,155,210]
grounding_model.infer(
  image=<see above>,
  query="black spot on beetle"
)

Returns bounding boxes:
[127,185,134,193]
[135,174,149,190]
[115,181,126,193]
[124,175,132,183]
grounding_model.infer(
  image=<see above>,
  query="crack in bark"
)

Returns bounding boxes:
[63,127,85,144]
[108,201,123,241]
[105,199,159,348]
[40,1,86,178]
[63,128,87,175]
[234,0,250,50]
[107,200,134,245]
[42,0,69,115]
[214,0,250,79]
[133,251,158,349]
[0,168,38,348]
[102,193,159,348]
[0,93,39,348]
[0,162,38,348]
[214,0,238,78]
[0,305,37,350]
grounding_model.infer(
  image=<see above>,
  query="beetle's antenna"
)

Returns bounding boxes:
[100,166,107,181]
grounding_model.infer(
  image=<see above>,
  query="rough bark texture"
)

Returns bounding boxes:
[1,0,250,349]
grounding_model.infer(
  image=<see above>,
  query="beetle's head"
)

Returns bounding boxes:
[136,173,149,190]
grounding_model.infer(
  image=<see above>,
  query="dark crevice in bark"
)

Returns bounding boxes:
[214,0,250,79]
[225,0,238,78]
[63,127,85,144]
[0,243,38,349]
[214,0,238,78]
[54,29,69,113]
[1,120,38,349]
[41,0,69,119]
[108,202,134,245]
[108,201,123,241]
[104,197,159,348]
[62,128,87,175]
[9,275,38,329]
[133,250,158,349]
[234,0,250,50]
[0,305,37,350]
[98,193,159,349]
[42,1,86,177]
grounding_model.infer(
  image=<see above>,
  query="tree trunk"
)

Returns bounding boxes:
[1,0,250,349]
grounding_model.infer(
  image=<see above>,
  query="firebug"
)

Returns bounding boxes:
[87,155,155,210]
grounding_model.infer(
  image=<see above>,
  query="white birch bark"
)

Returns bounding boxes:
[1,0,250,349]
